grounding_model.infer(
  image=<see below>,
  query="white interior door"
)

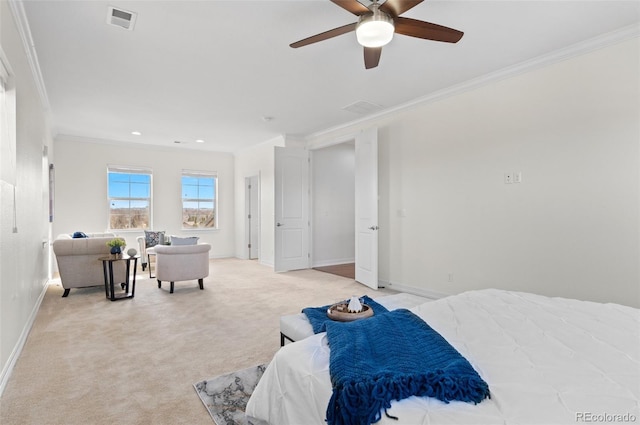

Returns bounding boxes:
[355,128,378,289]
[274,147,309,272]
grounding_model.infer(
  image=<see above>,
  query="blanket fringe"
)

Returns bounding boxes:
[384,410,398,421]
[327,369,490,425]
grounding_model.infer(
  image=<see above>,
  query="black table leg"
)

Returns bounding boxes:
[107,261,116,301]
[131,257,138,297]
[124,259,131,294]
[103,261,109,298]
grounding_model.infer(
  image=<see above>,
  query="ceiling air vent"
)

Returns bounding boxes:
[107,6,137,31]
[341,100,383,115]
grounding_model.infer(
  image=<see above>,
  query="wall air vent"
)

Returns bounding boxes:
[107,6,137,31]
[341,100,383,115]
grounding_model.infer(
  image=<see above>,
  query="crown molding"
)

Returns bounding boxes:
[8,0,50,110]
[306,24,640,142]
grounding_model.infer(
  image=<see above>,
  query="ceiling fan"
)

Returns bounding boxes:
[290,0,464,69]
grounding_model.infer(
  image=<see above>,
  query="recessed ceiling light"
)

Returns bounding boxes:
[262,116,274,122]
[131,131,142,136]
[195,139,205,143]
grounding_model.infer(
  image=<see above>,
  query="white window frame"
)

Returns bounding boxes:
[107,165,153,230]
[181,169,218,230]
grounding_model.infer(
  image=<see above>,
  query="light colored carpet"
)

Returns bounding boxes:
[194,363,267,425]
[0,258,393,425]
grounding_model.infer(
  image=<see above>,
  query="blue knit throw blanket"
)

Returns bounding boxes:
[302,296,389,334]
[325,309,490,425]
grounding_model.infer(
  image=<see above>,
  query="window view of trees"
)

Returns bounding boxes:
[182,173,216,229]
[109,203,149,229]
[108,170,151,229]
[107,169,215,230]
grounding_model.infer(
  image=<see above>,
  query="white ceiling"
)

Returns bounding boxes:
[21,0,640,153]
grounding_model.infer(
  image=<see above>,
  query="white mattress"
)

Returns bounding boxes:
[247,289,640,425]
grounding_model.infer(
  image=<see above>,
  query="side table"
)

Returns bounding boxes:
[99,255,139,301]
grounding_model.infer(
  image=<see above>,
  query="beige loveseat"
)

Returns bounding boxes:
[53,233,126,297]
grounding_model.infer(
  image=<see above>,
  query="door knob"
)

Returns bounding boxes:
[276,222,284,227]
[368,226,379,230]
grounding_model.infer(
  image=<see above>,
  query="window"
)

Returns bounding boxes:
[182,170,217,229]
[108,167,151,229]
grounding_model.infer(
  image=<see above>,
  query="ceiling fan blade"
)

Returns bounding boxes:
[364,47,382,69]
[380,0,424,17]
[330,0,371,15]
[394,17,463,43]
[290,22,357,48]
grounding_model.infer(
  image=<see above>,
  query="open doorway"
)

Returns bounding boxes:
[245,175,260,260]
[311,141,355,278]
[274,129,378,286]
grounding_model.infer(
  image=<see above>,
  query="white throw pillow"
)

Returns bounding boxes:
[170,236,199,246]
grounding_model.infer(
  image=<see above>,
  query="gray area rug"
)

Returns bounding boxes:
[194,364,268,425]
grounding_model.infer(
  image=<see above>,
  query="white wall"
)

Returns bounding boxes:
[52,137,235,259]
[309,38,640,307]
[1,0,52,393]
[234,136,285,266]
[311,142,355,267]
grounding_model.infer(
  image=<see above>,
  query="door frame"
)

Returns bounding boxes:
[307,128,378,288]
[309,141,356,268]
[244,174,260,260]
[273,129,379,283]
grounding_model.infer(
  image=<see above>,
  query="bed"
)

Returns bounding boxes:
[246,289,640,425]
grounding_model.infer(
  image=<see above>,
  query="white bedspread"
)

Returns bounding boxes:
[246,289,640,425]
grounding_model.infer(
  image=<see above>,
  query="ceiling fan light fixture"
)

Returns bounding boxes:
[356,8,394,48]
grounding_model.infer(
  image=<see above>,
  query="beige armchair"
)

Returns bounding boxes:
[154,243,211,293]
[53,233,126,297]
[136,230,165,271]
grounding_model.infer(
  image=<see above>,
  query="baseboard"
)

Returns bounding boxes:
[312,258,355,268]
[378,279,449,300]
[0,279,49,397]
